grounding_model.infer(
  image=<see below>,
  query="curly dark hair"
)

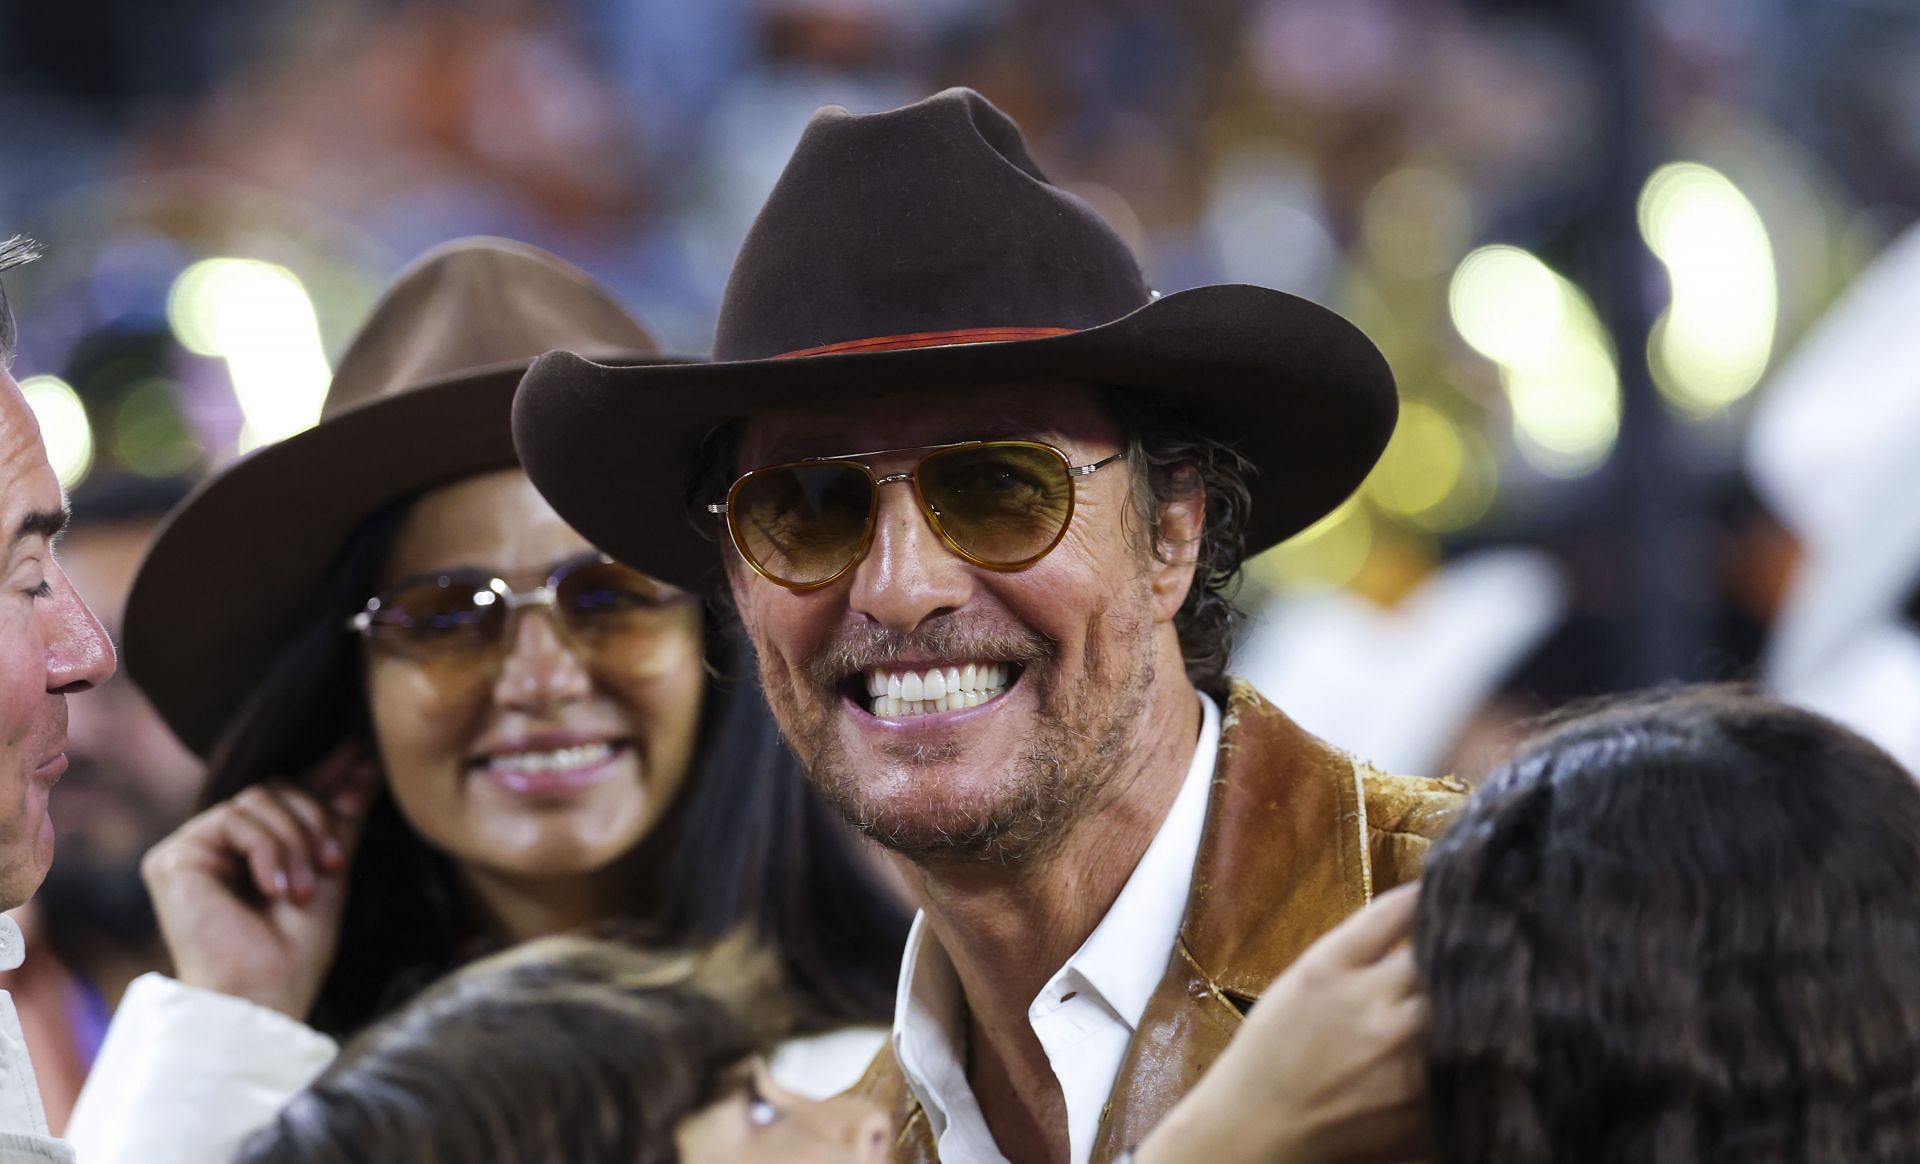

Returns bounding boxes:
[1417,686,1920,1164]
[1100,390,1253,698]
[232,936,772,1164]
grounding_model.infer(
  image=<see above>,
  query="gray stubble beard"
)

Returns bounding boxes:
[757,596,1159,869]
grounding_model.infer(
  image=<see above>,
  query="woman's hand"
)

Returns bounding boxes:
[140,746,379,1020]
[1135,882,1429,1164]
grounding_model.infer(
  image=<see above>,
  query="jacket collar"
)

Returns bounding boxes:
[1182,679,1373,1002]
[854,681,1381,1163]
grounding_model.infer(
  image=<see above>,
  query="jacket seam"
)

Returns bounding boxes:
[1366,825,1441,841]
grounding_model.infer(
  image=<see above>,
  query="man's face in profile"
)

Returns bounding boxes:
[41,516,202,950]
[0,257,117,910]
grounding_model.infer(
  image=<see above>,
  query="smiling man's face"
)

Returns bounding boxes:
[727,384,1198,865]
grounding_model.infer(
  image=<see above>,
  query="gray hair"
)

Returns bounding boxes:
[0,235,43,370]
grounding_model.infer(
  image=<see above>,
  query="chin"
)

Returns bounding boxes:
[489,823,648,879]
[489,850,624,879]
[0,859,48,915]
[830,778,1046,859]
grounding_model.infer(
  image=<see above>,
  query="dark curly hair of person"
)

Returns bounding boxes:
[232,935,777,1164]
[1417,686,1920,1164]
[1100,390,1252,699]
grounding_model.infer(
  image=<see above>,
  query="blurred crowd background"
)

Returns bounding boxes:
[4,0,1920,1123]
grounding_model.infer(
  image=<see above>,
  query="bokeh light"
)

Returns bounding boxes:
[114,378,202,478]
[168,257,332,452]
[1245,497,1376,591]
[1448,245,1566,368]
[1361,165,1475,279]
[1370,401,1465,517]
[19,375,95,489]
[1638,162,1777,416]
[1367,400,1501,533]
[1449,245,1621,476]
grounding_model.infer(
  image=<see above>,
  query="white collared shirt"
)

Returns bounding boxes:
[892,692,1221,1164]
[0,915,76,1162]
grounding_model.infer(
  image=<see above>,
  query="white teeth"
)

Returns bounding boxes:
[485,741,614,774]
[862,663,1014,717]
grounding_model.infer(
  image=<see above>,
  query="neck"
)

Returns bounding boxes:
[907,641,1204,1164]
[455,863,626,946]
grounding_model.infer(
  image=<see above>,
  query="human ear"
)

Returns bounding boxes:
[1148,466,1205,625]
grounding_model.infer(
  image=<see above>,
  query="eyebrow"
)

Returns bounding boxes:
[13,508,70,546]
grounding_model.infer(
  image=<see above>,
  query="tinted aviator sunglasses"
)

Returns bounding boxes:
[348,554,692,660]
[708,439,1126,590]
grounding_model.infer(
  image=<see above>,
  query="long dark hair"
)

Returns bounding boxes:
[233,936,771,1164]
[202,496,908,1038]
[1417,687,1920,1164]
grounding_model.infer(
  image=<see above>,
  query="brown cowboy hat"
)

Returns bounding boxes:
[126,238,674,757]
[511,87,1397,593]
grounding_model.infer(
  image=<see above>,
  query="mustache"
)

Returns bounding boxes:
[804,618,1058,688]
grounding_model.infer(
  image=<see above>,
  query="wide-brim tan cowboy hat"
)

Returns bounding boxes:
[512,87,1398,592]
[126,237,676,757]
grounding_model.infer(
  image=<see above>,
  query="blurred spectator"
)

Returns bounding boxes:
[0,479,201,1133]
[1236,547,1568,783]
[1749,220,1920,773]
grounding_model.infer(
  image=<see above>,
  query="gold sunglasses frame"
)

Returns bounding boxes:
[707,439,1126,591]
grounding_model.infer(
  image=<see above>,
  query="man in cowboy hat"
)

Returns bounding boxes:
[0,235,117,1163]
[515,89,1463,1164]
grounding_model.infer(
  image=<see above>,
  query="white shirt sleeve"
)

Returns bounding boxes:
[66,975,337,1164]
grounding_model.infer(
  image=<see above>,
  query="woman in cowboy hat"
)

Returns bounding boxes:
[61,239,908,1164]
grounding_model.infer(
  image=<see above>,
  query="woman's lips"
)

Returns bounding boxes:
[473,740,626,797]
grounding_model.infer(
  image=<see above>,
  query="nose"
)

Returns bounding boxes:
[845,481,972,634]
[490,604,592,712]
[45,563,115,694]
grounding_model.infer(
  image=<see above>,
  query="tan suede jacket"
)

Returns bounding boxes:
[849,680,1466,1163]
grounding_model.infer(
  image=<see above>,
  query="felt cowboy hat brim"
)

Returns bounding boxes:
[125,239,674,757]
[514,280,1395,593]
[513,87,1395,592]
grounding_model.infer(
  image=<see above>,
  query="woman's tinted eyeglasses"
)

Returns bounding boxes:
[707,439,1125,590]
[349,555,694,660]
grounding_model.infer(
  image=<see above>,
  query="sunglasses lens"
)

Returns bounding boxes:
[554,561,683,634]
[919,443,1074,566]
[362,575,506,655]
[730,463,874,586]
